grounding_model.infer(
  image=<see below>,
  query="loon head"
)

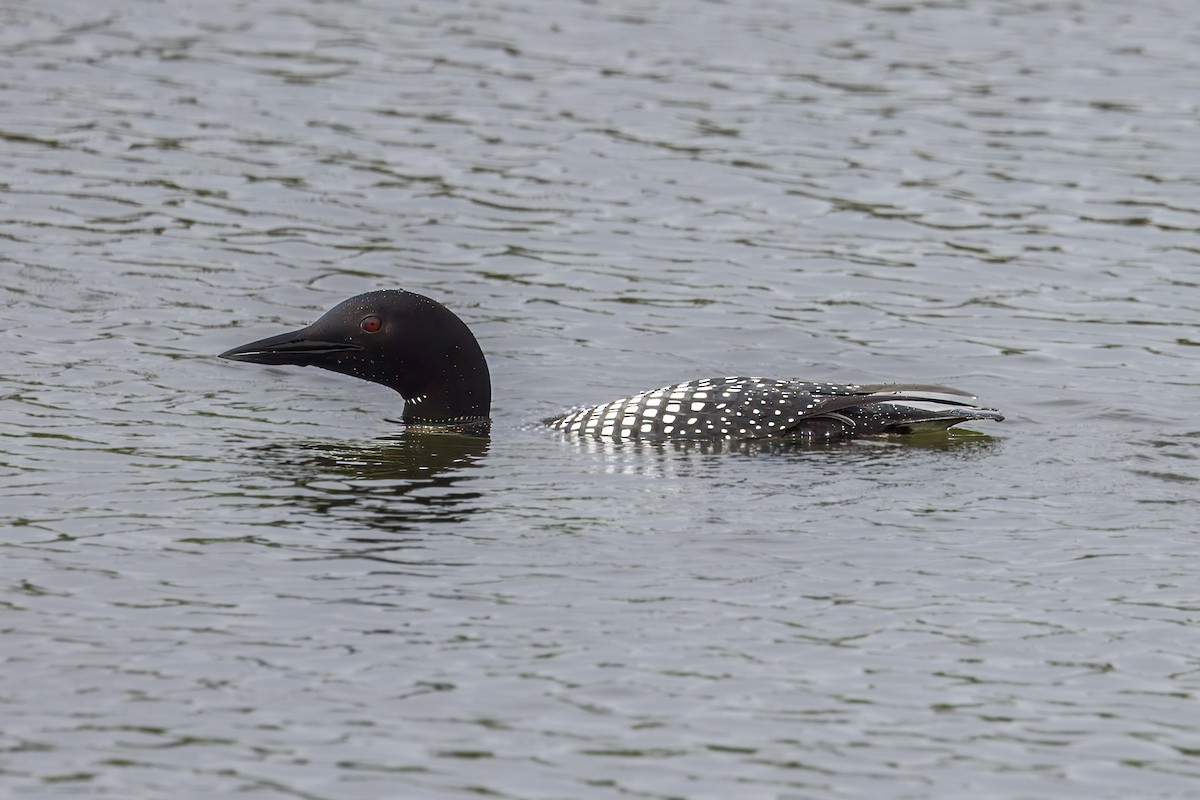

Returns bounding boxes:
[219,289,491,424]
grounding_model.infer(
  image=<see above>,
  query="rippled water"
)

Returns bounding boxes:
[3,0,1199,797]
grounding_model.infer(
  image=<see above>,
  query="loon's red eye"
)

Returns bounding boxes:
[360,315,382,333]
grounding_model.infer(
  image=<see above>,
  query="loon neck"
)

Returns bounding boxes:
[397,337,492,425]
[401,387,490,425]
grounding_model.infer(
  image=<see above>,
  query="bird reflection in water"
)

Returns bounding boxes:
[555,426,1001,479]
[242,427,490,567]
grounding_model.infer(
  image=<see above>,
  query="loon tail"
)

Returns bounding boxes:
[803,384,1004,436]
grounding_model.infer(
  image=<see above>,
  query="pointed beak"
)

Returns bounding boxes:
[219,327,363,366]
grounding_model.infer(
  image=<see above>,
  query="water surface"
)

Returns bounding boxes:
[2,0,1199,797]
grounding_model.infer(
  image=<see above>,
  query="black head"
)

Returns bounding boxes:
[219,290,491,424]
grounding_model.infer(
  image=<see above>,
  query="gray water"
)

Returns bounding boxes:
[2,0,1198,797]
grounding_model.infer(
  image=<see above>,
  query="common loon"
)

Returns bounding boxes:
[219,289,1003,439]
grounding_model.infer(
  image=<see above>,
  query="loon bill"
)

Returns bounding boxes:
[220,289,1003,440]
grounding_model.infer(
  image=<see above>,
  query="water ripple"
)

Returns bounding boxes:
[3,0,1200,797]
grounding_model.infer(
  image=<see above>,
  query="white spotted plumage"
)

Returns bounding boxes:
[548,377,1004,441]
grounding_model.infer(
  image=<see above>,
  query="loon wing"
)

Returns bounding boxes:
[791,384,1004,436]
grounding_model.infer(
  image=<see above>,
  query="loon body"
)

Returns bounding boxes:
[220,289,1003,440]
[549,377,1001,439]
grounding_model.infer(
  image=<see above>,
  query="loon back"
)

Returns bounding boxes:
[219,290,1003,440]
[549,377,1003,440]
